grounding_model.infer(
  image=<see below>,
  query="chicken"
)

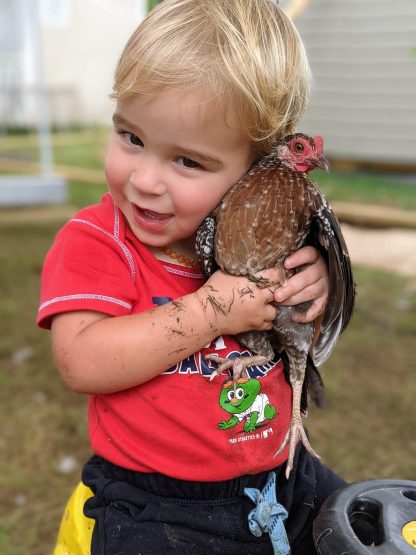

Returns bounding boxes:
[195,133,356,478]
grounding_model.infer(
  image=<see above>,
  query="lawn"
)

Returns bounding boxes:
[0,131,415,554]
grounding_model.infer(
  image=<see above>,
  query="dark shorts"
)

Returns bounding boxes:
[83,446,345,555]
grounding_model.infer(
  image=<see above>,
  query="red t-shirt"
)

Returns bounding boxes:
[38,193,291,481]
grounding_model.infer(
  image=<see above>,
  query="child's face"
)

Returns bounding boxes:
[105,88,254,250]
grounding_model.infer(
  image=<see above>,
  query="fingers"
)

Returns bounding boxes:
[275,273,326,305]
[291,297,327,323]
[284,245,319,269]
[260,303,278,330]
[250,285,278,329]
[274,247,329,324]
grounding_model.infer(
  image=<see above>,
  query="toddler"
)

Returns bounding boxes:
[38,1,344,553]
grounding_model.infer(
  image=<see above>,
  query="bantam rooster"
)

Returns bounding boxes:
[195,133,355,478]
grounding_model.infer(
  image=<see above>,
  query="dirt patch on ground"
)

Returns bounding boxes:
[341,224,416,277]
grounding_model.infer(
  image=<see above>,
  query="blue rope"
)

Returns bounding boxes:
[244,471,290,555]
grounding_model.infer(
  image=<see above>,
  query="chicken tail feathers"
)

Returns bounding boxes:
[306,356,325,409]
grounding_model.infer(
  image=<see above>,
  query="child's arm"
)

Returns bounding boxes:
[51,267,281,395]
[51,246,328,396]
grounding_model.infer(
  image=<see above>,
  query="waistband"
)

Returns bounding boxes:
[97,456,281,500]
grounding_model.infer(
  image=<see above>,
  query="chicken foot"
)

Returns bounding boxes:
[205,353,272,387]
[275,375,320,479]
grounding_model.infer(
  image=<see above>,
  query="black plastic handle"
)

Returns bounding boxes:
[313,479,416,554]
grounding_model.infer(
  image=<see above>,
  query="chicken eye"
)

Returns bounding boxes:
[294,142,304,153]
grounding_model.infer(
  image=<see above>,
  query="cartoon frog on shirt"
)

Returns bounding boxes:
[218,377,276,433]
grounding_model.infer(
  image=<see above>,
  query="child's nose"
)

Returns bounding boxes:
[130,156,167,196]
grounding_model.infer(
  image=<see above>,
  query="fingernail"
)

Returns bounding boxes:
[275,290,284,301]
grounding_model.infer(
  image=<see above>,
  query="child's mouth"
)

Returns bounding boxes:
[141,208,171,221]
[132,204,173,231]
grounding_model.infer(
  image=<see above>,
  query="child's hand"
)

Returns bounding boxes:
[273,246,328,323]
[196,268,282,336]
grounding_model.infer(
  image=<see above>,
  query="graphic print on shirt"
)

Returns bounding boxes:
[152,296,281,444]
[217,377,276,433]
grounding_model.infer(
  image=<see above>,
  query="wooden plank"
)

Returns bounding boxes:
[332,202,416,229]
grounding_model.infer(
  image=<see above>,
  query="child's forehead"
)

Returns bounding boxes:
[117,87,240,131]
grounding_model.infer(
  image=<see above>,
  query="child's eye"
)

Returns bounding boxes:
[122,132,143,147]
[177,156,201,169]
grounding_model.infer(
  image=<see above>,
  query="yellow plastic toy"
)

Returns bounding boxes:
[54,482,95,555]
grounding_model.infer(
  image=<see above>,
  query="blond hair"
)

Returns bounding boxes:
[112,0,310,154]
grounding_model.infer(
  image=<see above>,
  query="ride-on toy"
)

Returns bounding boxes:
[54,482,94,555]
[313,479,416,554]
[54,479,416,554]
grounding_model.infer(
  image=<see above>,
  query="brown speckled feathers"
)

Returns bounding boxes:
[214,164,317,276]
[196,134,355,385]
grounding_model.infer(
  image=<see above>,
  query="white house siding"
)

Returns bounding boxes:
[296,0,416,165]
[41,0,147,126]
[0,0,148,128]
[0,0,33,127]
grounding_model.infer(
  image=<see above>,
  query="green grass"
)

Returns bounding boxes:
[147,0,162,10]
[308,268,416,480]
[0,128,108,169]
[315,169,416,211]
[69,180,107,208]
[53,128,109,169]
[0,213,415,553]
[0,219,91,555]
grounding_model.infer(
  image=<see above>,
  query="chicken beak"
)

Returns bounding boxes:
[315,155,330,172]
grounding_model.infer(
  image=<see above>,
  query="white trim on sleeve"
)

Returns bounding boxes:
[39,294,132,312]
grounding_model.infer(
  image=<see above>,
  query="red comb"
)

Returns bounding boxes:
[313,135,324,153]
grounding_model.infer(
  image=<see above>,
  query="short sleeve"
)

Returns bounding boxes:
[37,217,139,329]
